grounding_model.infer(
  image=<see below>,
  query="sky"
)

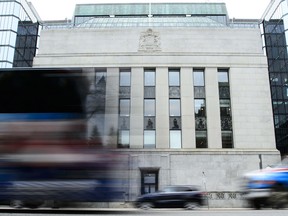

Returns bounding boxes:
[29,0,272,21]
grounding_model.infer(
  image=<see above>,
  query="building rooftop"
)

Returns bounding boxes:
[74,3,228,17]
[75,17,227,28]
[41,3,259,30]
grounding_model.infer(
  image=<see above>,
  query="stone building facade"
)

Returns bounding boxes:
[33,3,280,207]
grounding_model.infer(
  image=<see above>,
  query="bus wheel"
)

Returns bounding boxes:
[25,201,43,209]
[10,200,24,209]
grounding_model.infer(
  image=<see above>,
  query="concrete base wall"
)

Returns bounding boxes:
[115,149,280,208]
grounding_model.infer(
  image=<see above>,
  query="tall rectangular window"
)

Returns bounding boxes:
[87,69,107,144]
[193,71,205,86]
[170,131,182,149]
[144,70,155,86]
[144,68,156,148]
[144,99,155,116]
[169,68,181,148]
[144,131,155,149]
[169,99,181,116]
[169,70,180,86]
[194,69,207,148]
[118,69,131,148]
[218,69,233,148]
[120,99,130,116]
[120,70,131,86]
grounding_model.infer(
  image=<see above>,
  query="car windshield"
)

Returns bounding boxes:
[162,186,195,192]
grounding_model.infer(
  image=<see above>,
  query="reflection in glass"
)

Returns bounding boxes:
[194,99,206,117]
[170,131,181,148]
[195,117,207,130]
[169,99,181,116]
[222,131,233,148]
[145,117,155,129]
[144,71,155,86]
[218,71,229,84]
[144,99,155,116]
[170,117,181,130]
[144,131,155,149]
[120,71,131,86]
[144,86,155,98]
[119,117,130,129]
[193,71,204,86]
[220,99,231,116]
[196,131,207,148]
[169,86,181,98]
[169,71,180,86]
[118,130,129,146]
[120,99,130,116]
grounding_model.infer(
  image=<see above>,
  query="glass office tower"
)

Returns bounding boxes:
[0,0,40,68]
[261,0,288,156]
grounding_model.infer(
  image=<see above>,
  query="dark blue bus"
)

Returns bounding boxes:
[0,68,123,208]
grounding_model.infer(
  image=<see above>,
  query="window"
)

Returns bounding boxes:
[144,99,155,116]
[194,69,205,98]
[194,69,207,148]
[169,69,180,98]
[144,70,155,86]
[169,99,181,116]
[144,131,155,149]
[170,131,182,148]
[222,131,233,148]
[194,99,206,117]
[120,71,131,86]
[118,130,130,147]
[141,169,159,194]
[218,69,233,148]
[193,71,205,86]
[118,69,131,148]
[169,69,181,148]
[119,99,130,116]
[196,131,207,148]
[218,71,229,84]
[144,69,156,149]
[169,70,180,86]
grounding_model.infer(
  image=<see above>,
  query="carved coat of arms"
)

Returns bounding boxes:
[138,29,161,52]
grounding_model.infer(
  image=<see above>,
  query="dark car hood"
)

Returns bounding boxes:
[136,192,161,200]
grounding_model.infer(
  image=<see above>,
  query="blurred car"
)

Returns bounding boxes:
[242,158,288,209]
[134,185,205,210]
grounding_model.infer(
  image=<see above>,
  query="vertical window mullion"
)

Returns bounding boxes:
[118,69,131,148]
[144,68,156,149]
[169,68,181,149]
[218,69,233,148]
[193,69,207,148]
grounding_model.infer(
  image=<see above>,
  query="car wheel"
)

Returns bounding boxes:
[271,184,287,209]
[184,201,200,210]
[139,202,153,210]
[10,200,24,209]
[251,199,261,210]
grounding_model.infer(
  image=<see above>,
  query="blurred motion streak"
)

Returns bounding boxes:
[242,158,288,209]
[0,68,125,208]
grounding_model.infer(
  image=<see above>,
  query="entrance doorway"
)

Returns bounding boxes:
[140,169,159,194]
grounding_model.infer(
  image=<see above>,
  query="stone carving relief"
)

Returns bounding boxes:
[139,29,161,52]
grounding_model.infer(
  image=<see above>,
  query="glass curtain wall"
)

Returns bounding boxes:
[0,0,40,68]
[261,0,288,155]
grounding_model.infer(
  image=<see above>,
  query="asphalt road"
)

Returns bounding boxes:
[0,208,288,216]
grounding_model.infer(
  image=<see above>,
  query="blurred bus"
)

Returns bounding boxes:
[0,68,123,208]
